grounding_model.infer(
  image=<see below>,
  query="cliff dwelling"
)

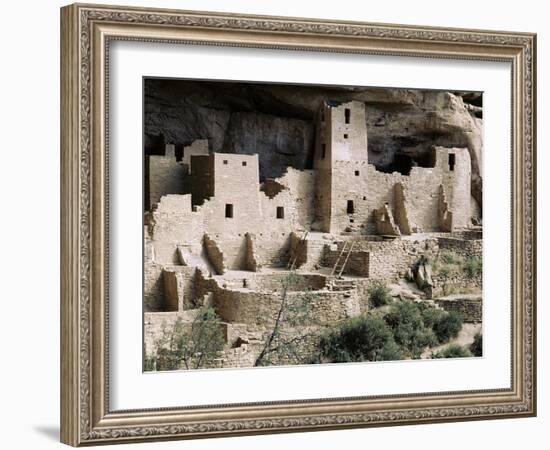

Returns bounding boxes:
[144,90,483,370]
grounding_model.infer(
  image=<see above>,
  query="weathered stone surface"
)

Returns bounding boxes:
[435,295,482,323]
[374,203,401,236]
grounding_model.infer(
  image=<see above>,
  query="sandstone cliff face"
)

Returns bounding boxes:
[144,79,482,212]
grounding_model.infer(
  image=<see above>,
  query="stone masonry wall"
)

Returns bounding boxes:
[322,243,370,277]
[144,310,200,356]
[364,238,440,281]
[146,144,187,210]
[182,139,209,167]
[431,272,482,297]
[150,194,204,264]
[438,236,482,256]
[435,297,482,323]
[293,235,328,270]
[212,288,359,327]
[193,269,358,327]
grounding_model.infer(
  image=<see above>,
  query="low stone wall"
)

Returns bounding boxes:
[250,272,327,292]
[452,230,483,240]
[437,236,482,256]
[290,233,327,270]
[431,272,482,298]
[199,272,359,327]
[435,296,482,323]
[365,238,440,281]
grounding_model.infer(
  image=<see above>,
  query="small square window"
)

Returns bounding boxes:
[223,160,228,165]
[363,196,367,200]
[276,206,285,219]
[344,134,349,139]
[242,161,247,166]
[355,170,360,176]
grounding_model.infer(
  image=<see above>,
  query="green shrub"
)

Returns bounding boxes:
[421,306,446,329]
[368,282,392,308]
[433,250,464,278]
[432,344,472,359]
[432,311,463,343]
[441,251,459,265]
[384,301,438,358]
[470,333,483,357]
[320,315,402,362]
[463,255,482,278]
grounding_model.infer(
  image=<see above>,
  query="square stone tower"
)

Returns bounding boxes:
[313,100,370,233]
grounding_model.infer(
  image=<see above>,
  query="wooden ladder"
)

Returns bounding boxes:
[288,231,309,271]
[330,241,356,278]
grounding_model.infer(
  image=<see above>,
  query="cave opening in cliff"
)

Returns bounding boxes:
[377,151,436,176]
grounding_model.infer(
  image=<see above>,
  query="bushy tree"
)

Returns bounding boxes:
[421,306,446,329]
[463,255,482,278]
[470,333,483,357]
[368,282,392,308]
[421,305,463,344]
[384,301,438,358]
[320,315,402,363]
[432,311,463,343]
[432,344,472,359]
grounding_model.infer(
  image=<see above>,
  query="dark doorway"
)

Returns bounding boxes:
[347,200,355,214]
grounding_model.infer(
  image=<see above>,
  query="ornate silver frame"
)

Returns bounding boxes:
[60,3,536,446]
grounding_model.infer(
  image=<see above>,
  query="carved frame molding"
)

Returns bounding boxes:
[60,3,536,446]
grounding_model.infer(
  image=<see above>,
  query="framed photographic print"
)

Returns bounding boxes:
[60,3,537,446]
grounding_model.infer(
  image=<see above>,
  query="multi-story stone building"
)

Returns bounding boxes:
[143,100,480,366]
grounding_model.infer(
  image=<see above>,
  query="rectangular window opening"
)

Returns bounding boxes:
[347,200,355,214]
[354,170,360,176]
[344,133,349,139]
[321,143,326,159]
[276,206,285,219]
[225,204,234,218]
[242,161,247,166]
[448,153,456,171]
[344,108,351,124]
[223,160,228,165]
